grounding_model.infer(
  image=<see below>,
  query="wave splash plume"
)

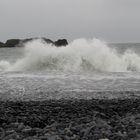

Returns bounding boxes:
[0,38,140,72]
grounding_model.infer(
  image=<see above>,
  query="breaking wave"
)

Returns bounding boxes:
[0,38,140,72]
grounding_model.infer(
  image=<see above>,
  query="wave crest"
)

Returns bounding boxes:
[0,38,140,72]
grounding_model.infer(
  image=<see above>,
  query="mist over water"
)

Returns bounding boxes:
[0,38,140,72]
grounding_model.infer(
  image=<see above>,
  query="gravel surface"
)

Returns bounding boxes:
[0,98,140,140]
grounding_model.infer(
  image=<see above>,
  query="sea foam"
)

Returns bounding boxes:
[0,38,140,72]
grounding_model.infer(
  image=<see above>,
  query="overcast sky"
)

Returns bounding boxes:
[0,0,140,43]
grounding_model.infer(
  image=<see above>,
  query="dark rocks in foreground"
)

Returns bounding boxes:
[0,98,140,139]
[0,38,68,48]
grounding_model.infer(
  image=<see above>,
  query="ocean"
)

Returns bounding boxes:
[0,38,140,101]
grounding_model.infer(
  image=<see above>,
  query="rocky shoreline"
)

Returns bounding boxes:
[0,38,68,48]
[0,98,140,139]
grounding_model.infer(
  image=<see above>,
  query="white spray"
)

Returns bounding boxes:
[0,38,140,72]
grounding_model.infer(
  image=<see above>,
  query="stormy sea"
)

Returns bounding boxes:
[1,38,140,139]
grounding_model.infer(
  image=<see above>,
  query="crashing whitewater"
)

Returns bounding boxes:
[0,38,140,72]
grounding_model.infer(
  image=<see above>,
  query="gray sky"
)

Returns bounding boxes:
[0,0,140,43]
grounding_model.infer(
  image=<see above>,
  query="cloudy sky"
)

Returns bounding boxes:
[0,0,140,42]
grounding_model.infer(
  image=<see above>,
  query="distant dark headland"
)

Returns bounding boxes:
[0,38,68,48]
